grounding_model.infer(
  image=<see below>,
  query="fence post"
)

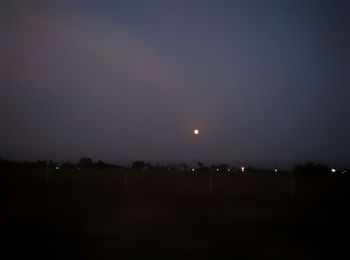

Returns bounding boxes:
[290,172,295,199]
[209,174,213,197]
[124,171,128,193]
[45,168,49,185]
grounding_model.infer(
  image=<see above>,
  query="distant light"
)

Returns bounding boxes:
[193,129,199,135]
[192,168,195,172]
[331,168,336,173]
[216,168,219,172]
[56,166,59,170]
[241,166,245,173]
[274,169,278,173]
[228,169,231,172]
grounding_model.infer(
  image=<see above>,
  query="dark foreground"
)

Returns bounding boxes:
[1,168,349,259]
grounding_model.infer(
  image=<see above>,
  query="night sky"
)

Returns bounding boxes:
[1,0,349,168]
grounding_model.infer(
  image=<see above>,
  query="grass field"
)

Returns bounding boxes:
[1,168,349,259]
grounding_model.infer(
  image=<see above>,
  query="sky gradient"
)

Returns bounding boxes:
[1,0,349,168]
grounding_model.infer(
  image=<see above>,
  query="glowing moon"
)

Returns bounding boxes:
[193,129,199,135]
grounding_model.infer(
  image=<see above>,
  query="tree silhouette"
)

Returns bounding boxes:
[78,157,93,169]
[293,162,331,175]
[131,161,145,170]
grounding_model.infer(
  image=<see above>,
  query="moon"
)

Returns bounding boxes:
[193,129,199,135]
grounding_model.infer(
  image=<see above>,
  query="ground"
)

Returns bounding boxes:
[1,168,349,259]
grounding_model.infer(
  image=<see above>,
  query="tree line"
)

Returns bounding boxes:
[0,158,347,175]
